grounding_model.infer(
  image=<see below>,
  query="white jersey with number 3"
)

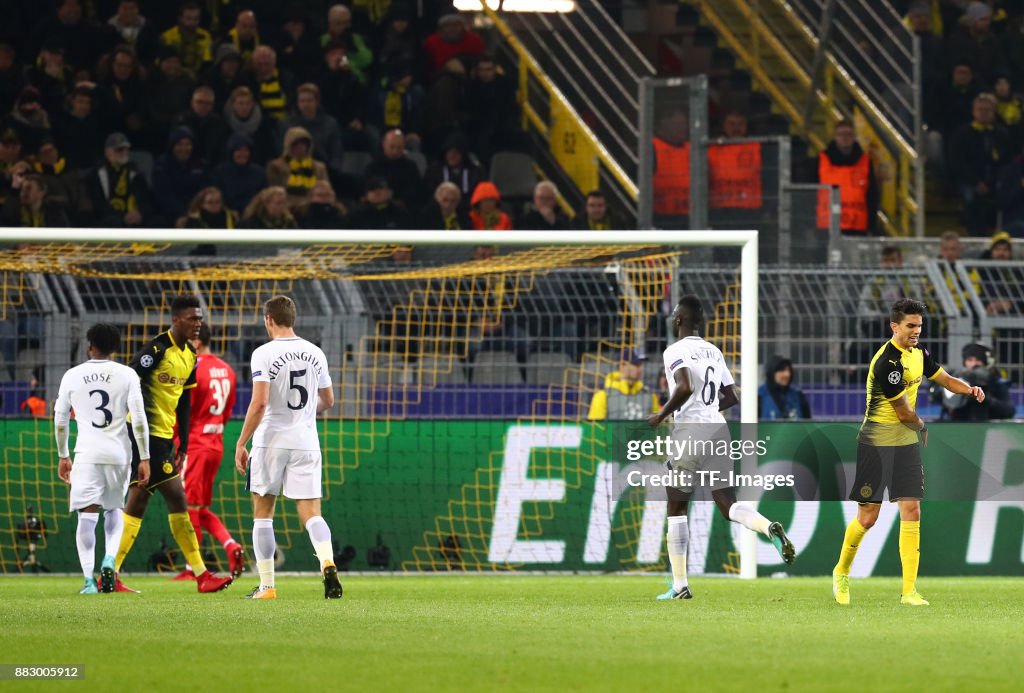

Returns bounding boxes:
[662,336,734,423]
[251,337,331,451]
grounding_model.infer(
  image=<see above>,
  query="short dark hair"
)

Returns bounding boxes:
[179,1,200,16]
[585,190,605,200]
[86,323,121,356]
[196,323,211,346]
[890,298,926,324]
[264,295,296,327]
[171,295,201,316]
[675,294,704,327]
[881,244,901,257]
[835,119,855,131]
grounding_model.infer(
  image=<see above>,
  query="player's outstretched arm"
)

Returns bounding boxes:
[648,369,692,428]
[932,370,985,404]
[316,385,335,413]
[235,381,269,474]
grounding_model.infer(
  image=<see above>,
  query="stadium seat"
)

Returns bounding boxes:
[14,348,43,383]
[341,151,374,178]
[525,351,573,385]
[489,151,538,201]
[471,351,525,385]
[129,151,154,187]
[417,356,468,386]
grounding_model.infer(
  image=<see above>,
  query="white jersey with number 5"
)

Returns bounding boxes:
[251,337,332,451]
[662,336,735,423]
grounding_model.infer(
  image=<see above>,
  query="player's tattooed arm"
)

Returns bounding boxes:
[648,368,692,428]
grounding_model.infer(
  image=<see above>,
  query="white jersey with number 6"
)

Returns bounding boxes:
[54,359,149,464]
[662,336,735,423]
[250,337,331,451]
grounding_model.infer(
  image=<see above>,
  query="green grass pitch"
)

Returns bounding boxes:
[4,575,1022,691]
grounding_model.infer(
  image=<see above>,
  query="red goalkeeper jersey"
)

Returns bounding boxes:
[189,353,237,453]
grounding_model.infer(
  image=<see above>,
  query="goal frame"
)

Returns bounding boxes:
[0,227,760,578]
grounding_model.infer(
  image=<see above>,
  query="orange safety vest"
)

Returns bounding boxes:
[817,151,871,232]
[708,142,762,209]
[652,137,690,216]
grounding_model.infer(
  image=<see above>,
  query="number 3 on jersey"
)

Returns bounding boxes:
[208,378,232,415]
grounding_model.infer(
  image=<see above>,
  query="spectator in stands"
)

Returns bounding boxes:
[276,6,322,85]
[146,46,197,138]
[757,355,812,420]
[96,47,148,147]
[469,180,512,230]
[364,128,423,209]
[370,60,424,146]
[25,39,72,117]
[816,119,878,235]
[85,132,152,227]
[321,5,374,86]
[250,46,293,122]
[52,85,103,171]
[925,61,978,171]
[0,130,24,204]
[180,186,238,229]
[201,44,250,111]
[651,107,690,227]
[0,43,24,116]
[176,86,229,165]
[907,2,944,102]
[948,2,1006,87]
[950,93,1010,235]
[31,138,91,223]
[107,0,158,66]
[346,176,413,229]
[518,181,570,231]
[420,58,468,157]
[241,185,297,229]
[153,125,209,223]
[296,180,347,229]
[31,0,114,76]
[571,190,620,230]
[939,230,963,263]
[994,73,1023,148]
[423,14,484,82]
[423,133,481,209]
[2,170,70,226]
[587,349,659,421]
[6,87,51,156]
[223,85,279,164]
[376,3,421,72]
[466,53,522,164]
[223,10,260,70]
[418,180,471,230]
[996,144,1024,236]
[212,132,267,212]
[943,342,1016,420]
[267,125,328,208]
[160,1,212,78]
[282,83,344,173]
[315,39,370,151]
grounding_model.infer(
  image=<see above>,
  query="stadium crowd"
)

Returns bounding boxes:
[0,0,613,234]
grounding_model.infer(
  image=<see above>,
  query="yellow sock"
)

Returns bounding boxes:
[899,520,921,596]
[834,518,868,576]
[169,512,207,575]
[116,513,143,572]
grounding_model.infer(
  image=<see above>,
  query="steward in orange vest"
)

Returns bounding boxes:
[652,110,691,221]
[816,122,878,234]
[709,141,762,209]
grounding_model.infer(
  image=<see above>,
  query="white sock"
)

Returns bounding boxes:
[77,512,99,580]
[304,516,334,569]
[253,518,276,589]
[729,503,772,537]
[667,516,689,591]
[103,508,123,563]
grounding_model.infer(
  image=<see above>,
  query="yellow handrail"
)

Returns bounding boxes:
[483,7,639,201]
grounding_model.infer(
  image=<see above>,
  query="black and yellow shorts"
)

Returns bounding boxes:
[128,427,178,492]
[851,442,923,503]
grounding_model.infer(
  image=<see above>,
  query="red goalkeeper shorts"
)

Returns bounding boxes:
[183,447,224,507]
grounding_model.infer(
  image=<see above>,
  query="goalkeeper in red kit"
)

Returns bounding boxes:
[176,324,245,579]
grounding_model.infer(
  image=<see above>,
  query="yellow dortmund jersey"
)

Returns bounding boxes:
[859,340,942,446]
[129,330,197,439]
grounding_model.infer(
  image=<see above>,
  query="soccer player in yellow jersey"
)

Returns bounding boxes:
[115,296,233,593]
[832,299,984,606]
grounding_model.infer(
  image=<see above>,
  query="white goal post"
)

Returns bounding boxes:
[0,227,760,578]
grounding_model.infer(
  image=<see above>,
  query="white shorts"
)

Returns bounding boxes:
[69,459,130,512]
[247,447,322,499]
[667,422,733,494]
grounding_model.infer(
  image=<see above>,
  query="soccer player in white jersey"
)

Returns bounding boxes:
[647,296,795,600]
[55,323,151,595]
[234,296,340,600]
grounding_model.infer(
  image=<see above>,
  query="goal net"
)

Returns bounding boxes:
[0,230,758,577]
